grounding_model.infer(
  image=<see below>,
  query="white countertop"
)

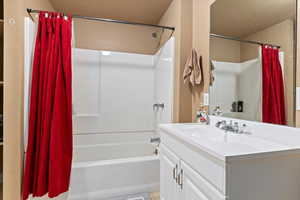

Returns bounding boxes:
[160,117,300,161]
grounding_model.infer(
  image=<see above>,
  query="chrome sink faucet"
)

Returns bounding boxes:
[216,120,247,134]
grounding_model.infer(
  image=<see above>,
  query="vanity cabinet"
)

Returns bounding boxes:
[160,122,300,200]
[160,144,225,200]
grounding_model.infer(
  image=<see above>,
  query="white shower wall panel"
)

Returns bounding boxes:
[210,61,240,114]
[154,38,174,125]
[73,50,155,134]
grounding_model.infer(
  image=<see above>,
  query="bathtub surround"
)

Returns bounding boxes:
[22,12,73,199]
[68,38,174,199]
[73,38,174,134]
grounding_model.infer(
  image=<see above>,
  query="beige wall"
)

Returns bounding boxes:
[297,1,300,127]
[241,20,294,61]
[4,0,55,199]
[159,0,193,123]
[191,0,216,120]
[26,0,55,14]
[74,20,161,55]
[241,19,295,126]
[159,0,215,122]
[210,37,241,62]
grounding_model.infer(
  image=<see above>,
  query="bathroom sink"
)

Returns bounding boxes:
[160,120,300,161]
[177,124,223,136]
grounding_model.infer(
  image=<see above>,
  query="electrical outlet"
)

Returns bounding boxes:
[297,87,300,110]
[203,93,209,106]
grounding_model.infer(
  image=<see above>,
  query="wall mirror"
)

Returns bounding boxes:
[209,0,297,127]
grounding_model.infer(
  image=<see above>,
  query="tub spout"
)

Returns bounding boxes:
[150,137,160,155]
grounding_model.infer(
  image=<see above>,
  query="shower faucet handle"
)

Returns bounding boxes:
[153,103,165,111]
[158,103,165,110]
[150,137,161,143]
[153,103,159,111]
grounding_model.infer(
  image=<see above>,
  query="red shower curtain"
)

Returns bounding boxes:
[23,12,73,200]
[262,45,286,125]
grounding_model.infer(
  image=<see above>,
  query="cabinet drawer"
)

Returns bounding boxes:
[161,130,226,195]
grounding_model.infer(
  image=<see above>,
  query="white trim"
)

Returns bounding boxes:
[72,155,158,168]
[24,17,37,151]
[73,129,155,135]
[69,183,159,200]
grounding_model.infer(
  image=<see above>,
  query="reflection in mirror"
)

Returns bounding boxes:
[209,0,296,126]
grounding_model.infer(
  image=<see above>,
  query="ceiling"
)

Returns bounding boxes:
[211,0,296,37]
[50,0,173,24]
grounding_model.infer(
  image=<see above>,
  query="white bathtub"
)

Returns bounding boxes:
[69,132,160,200]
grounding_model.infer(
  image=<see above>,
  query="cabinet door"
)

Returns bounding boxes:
[160,144,180,200]
[181,161,214,200]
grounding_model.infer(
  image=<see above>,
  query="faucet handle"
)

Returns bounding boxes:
[239,124,247,134]
[212,106,223,116]
[215,120,226,128]
[233,122,239,133]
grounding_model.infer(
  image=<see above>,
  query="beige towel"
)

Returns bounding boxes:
[183,49,203,86]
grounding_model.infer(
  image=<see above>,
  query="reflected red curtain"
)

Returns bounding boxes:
[23,12,73,200]
[262,45,286,125]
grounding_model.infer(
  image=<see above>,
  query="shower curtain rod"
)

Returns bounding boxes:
[210,33,281,49]
[26,8,176,31]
